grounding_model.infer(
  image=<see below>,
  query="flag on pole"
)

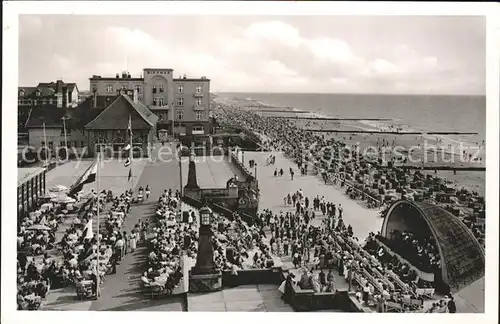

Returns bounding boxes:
[69,159,99,197]
[82,218,94,239]
[124,115,132,151]
[128,168,132,182]
[124,157,131,167]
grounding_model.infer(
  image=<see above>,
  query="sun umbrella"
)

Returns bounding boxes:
[39,192,57,199]
[26,224,51,231]
[51,196,76,204]
[49,185,69,193]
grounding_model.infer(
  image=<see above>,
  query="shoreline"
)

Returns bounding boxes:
[212,94,485,196]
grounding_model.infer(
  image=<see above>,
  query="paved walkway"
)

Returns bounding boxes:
[43,144,186,311]
[188,284,293,312]
[90,144,185,311]
[180,155,242,189]
[246,151,383,240]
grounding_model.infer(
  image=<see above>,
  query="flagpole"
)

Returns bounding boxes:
[43,122,47,159]
[96,152,100,299]
[129,114,135,191]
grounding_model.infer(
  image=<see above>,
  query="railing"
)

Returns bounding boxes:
[181,194,255,225]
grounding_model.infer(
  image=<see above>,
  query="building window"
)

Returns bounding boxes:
[81,141,85,147]
[48,142,53,149]
[36,90,41,96]
[152,85,157,94]
[135,85,142,94]
[176,98,184,106]
[107,85,113,93]
[196,85,202,94]
[159,85,164,93]
[176,110,184,120]
[60,141,65,148]
[196,112,202,120]
[193,125,204,132]
[196,98,202,106]
[158,98,164,106]
[177,85,183,93]
[152,98,157,106]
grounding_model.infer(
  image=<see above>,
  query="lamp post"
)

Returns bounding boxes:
[192,206,216,275]
[177,144,183,197]
[171,101,175,141]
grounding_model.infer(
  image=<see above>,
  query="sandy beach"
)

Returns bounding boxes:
[213,95,485,196]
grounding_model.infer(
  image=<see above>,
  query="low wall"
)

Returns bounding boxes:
[181,194,254,225]
[230,151,253,178]
[221,267,363,312]
[222,267,283,287]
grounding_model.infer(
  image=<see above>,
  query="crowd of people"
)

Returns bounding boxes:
[17,187,151,309]
[376,230,441,273]
[213,102,485,242]
[260,187,457,313]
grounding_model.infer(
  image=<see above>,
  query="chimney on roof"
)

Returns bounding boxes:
[93,89,97,109]
[133,89,138,104]
[62,86,68,108]
[116,73,120,78]
[56,80,64,93]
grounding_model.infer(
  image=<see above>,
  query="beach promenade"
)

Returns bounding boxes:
[42,144,187,311]
[246,151,383,241]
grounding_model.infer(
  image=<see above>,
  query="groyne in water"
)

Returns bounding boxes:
[305,129,479,135]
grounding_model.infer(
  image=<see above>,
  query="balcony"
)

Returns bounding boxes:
[149,104,169,111]
[194,92,203,98]
[193,104,205,111]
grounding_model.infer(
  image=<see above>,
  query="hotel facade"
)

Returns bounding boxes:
[21,68,212,159]
[89,68,211,137]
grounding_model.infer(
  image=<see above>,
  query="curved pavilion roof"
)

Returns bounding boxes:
[381,200,485,292]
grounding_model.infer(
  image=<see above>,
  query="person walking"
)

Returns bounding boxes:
[129,231,137,253]
[447,296,457,313]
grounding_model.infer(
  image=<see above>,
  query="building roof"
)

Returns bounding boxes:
[19,81,78,99]
[24,105,68,128]
[174,78,210,82]
[85,94,158,130]
[122,95,158,126]
[89,76,144,81]
[18,167,45,187]
[382,200,485,293]
[24,95,117,129]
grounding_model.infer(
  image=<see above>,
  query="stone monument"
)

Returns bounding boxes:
[183,153,201,200]
[189,205,222,292]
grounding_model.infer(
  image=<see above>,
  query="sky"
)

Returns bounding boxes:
[18,15,485,95]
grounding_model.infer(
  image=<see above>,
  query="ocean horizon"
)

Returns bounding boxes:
[217,92,486,144]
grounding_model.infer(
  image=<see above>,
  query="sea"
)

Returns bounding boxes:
[217,92,486,153]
